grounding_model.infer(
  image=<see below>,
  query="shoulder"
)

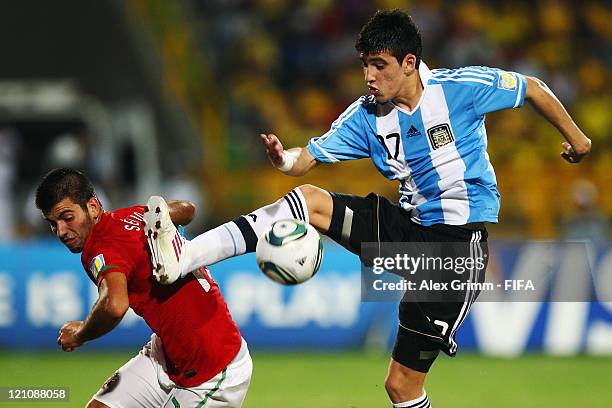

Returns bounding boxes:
[88,207,145,248]
[82,227,117,261]
[329,96,371,129]
[341,95,376,111]
[109,206,145,219]
[429,66,499,88]
[106,207,145,230]
[81,234,115,281]
[344,95,375,112]
[359,94,379,115]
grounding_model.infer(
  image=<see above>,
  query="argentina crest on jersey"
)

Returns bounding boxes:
[427,124,455,150]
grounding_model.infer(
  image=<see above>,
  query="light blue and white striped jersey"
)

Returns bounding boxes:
[306,63,527,226]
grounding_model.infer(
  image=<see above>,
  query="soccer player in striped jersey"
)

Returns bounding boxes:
[148,9,591,407]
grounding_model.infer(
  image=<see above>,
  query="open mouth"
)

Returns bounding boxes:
[368,87,380,95]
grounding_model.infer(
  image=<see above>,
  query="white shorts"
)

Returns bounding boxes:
[92,335,252,408]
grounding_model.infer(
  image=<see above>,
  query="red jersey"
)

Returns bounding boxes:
[81,206,242,387]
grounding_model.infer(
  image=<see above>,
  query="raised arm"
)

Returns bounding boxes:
[524,76,592,163]
[57,272,129,352]
[260,134,319,176]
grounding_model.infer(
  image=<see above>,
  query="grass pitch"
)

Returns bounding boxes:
[0,350,611,407]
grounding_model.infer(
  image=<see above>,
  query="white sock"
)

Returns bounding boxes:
[179,188,308,276]
[242,186,309,238]
[393,391,430,407]
[179,222,246,276]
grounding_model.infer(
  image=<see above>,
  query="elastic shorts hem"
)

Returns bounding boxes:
[392,324,443,373]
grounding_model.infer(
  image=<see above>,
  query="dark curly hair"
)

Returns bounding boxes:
[355,9,422,67]
[35,168,99,214]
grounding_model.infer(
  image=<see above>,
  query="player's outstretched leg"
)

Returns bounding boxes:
[174,184,332,278]
[144,195,186,284]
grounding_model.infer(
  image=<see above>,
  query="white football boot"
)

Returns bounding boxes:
[144,196,185,284]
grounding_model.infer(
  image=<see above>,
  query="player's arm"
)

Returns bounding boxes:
[168,200,196,226]
[57,272,129,352]
[524,76,592,163]
[260,133,319,176]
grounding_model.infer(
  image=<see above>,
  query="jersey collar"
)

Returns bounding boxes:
[419,61,432,87]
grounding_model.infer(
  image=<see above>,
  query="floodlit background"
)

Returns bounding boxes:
[0,1,610,407]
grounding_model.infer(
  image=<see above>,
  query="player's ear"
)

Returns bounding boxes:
[87,197,102,221]
[403,54,417,75]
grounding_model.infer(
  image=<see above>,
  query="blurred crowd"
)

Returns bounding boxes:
[2,0,609,240]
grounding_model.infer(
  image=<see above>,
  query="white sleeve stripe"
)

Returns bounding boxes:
[333,102,361,128]
[430,77,493,86]
[310,141,339,162]
[432,66,493,75]
[435,65,491,72]
[513,74,523,108]
[462,66,490,72]
[317,128,333,143]
[330,98,362,127]
[431,71,494,80]
[456,67,493,74]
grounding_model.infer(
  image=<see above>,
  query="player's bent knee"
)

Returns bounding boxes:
[86,399,110,408]
[297,184,333,227]
[297,184,326,207]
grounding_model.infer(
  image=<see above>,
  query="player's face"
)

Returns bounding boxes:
[362,52,405,102]
[44,197,100,253]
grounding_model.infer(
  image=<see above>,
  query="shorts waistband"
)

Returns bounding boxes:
[458,222,485,231]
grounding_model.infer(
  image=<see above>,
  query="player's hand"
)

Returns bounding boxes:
[561,142,588,164]
[57,321,85,352]
[260,134,285,168]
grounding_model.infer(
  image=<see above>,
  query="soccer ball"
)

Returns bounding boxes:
[255,219,324,285]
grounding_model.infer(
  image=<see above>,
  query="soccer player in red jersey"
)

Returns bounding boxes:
[35,168,252,408]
